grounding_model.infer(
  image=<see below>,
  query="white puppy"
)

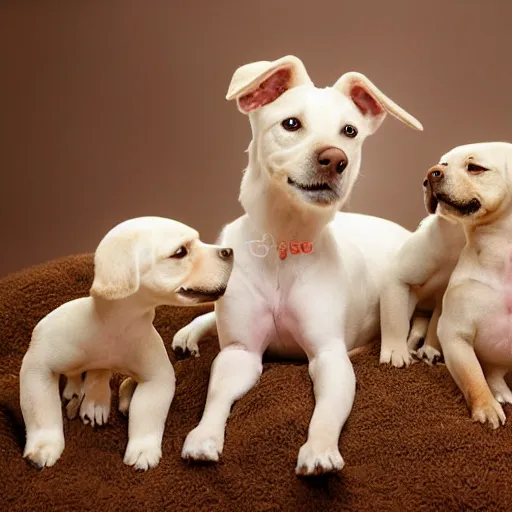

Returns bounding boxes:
[430,142,512,429]
[379,174,465,367]
[19,216,233,470]
[171,55,422,475]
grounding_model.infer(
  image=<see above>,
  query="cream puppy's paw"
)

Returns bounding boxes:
[172,324,200,357]
[379,344,413,368]
[181,426,223,461]
[471,398,506,429]
[416,344,442,365]
[123,436,162,471]
[79,394,110,427]
[24,430,65,469]
[295,441,344,476]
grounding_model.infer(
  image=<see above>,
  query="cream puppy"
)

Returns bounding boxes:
[379,175,465,367]
[171,55,423,475]
[428,142,512,429]
[19,216,233,470]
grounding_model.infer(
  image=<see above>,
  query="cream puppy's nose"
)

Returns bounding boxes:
[317,147,348,175]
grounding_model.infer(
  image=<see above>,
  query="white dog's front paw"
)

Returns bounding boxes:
[172,325,200,357]
[24,430,65,469]
[416,344,442,365]
[181,426,223,462]
[379,344,413,368]
[123,436,162,471]
[295,441,344,476]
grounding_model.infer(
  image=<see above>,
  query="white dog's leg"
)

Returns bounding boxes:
[484,365,512,405]
[181,346,262,461]
[79,370,112,427]
[20,356,65,468]
[118,377,137,415]
[380,280,417,367]
[123,360,175,471]
[172,311,217,357]
[296,348,354,476]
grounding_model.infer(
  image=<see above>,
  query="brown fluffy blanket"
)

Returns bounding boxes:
[1,254,511,511]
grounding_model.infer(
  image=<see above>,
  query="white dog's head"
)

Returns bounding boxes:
[424,142,512,225]
[227,55,423,213]
[90,217,234,305]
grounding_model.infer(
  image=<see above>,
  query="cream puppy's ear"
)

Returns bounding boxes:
[226,55,313,114]
[90,234,142,300]
[334,72,423,134]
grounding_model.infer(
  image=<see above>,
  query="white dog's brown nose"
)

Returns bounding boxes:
[317,147,348,174]
[218,248,233,260]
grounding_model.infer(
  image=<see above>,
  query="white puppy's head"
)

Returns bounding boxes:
[227,55,423,212]
[424,142,512,225]
[90,217,234,305]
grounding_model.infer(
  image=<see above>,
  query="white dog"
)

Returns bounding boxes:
[19,216,233,470]
[171,55,423,475]
[379,173,465,367]
[430,142,512,429]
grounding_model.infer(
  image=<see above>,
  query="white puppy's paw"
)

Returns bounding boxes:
[379,344,413,368]
[123,436,162,471]
[471,399,506,429]
[181,426,223,462]
[416,344,442,365]
[62,375,82,401]
[295,441,344,476]
[24,430,65,469]
[172,324,200,357]
[488,379,512,405]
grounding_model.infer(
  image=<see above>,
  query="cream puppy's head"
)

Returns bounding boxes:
[90,216,234,305]
[424,142,512,225]
[227,55,423,212]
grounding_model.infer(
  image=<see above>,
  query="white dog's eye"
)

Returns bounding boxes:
[342,125,358,138]
[170,246,188,259]
[281,117,302,132]
[467,163,488,173]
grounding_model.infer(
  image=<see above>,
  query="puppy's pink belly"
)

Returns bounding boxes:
[475,314,512,367]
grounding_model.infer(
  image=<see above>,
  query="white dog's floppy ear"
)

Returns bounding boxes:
[226,55,313,114]
[334,72,423,133]
[90,236,142,300]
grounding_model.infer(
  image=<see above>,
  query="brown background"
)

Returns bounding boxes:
[1,0,511,277]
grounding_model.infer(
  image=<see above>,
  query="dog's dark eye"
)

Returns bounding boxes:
[467,163,488,173]
[170,246,188,259]
[281,118,302,131]
[342,125,358,138]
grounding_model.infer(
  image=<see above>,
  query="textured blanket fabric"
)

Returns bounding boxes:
[1,255,512,511]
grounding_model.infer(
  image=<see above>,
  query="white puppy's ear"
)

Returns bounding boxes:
[334,72,423,133]
[226,55,313,114]
[90,236,142,300]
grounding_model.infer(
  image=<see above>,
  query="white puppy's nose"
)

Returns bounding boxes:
[317,147,348,174]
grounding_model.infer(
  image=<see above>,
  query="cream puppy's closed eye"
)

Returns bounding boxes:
[19,216,234,470]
